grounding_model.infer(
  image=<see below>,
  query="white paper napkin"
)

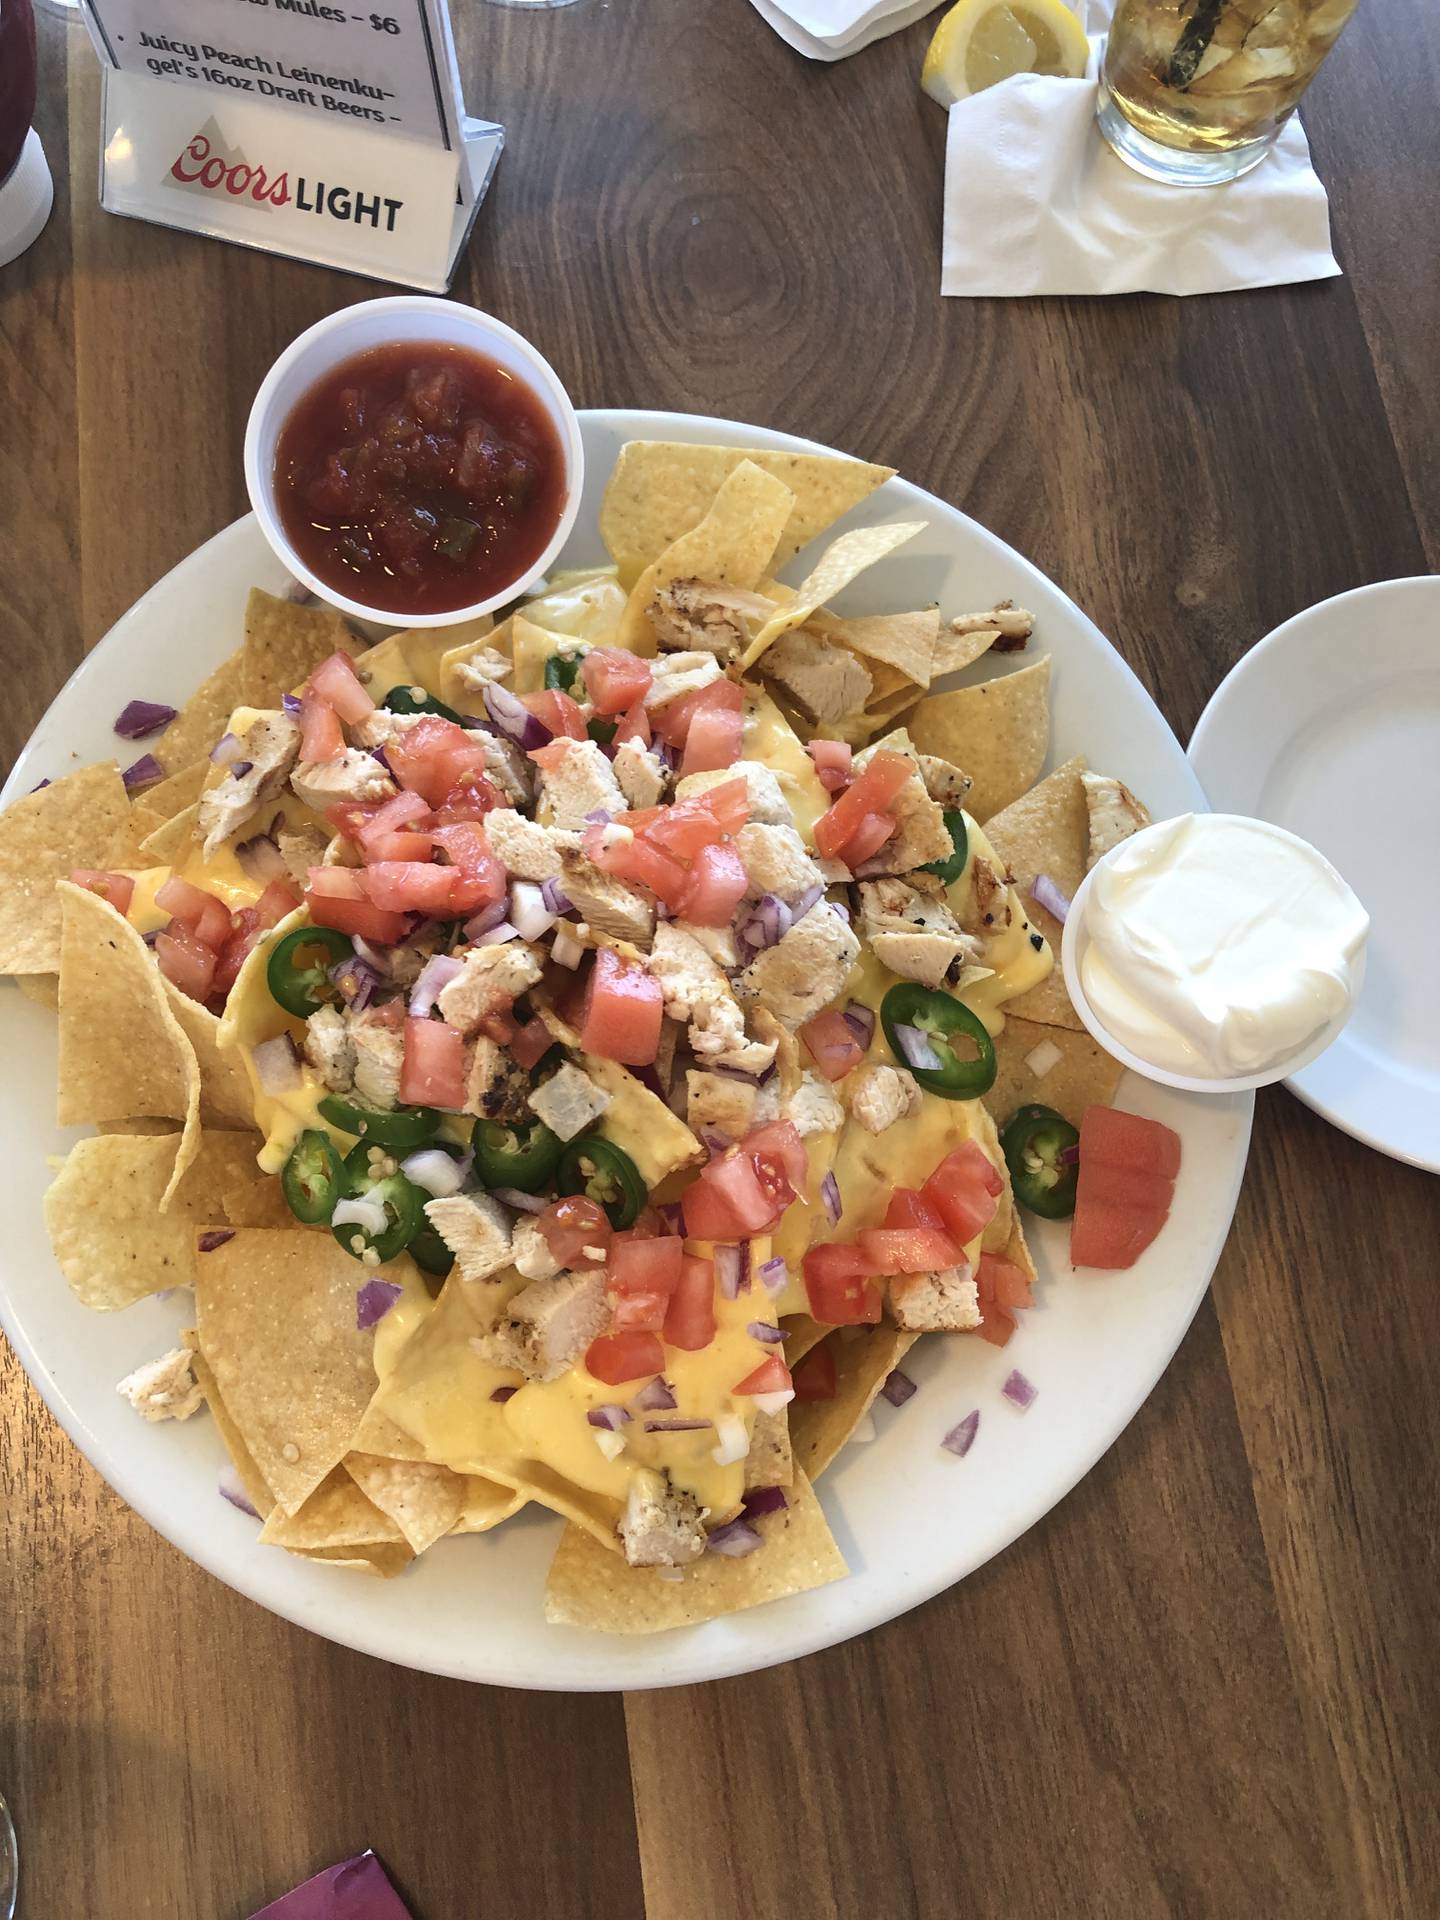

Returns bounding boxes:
[943,13,1341,297]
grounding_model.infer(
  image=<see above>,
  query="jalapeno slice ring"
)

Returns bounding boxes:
[332,1154,427,1264]
[543,653,581,693]
[556,1135,647,1230]
[266,926,354,1019]
[922,810,969,886]
[383,684,464,724]
[317,1095,442,1154]
[471,1115,564,1193]
[280,1129,347,1224]
[1000,1103,1080,1219]
[880,982,997,1100]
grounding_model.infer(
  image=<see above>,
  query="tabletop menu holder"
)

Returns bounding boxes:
[77,0,501,291]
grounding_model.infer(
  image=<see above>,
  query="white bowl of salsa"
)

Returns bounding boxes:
[244,296,584,628]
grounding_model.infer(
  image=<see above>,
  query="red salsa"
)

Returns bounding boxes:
[273,341,566,617]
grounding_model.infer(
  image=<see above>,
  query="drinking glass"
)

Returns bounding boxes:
[1097,0,1360,186]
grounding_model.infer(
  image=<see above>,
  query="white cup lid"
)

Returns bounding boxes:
[0,129,53,270]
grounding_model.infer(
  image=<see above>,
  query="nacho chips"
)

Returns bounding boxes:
[982,754,1088,1030]
[739,521,926,670]
[987,1017,1125,1132]
[151,652,247,772]
[811,605,940,687]
[240,588,355,707]
[259,1466,405,1550]
[0,763,133,974]
[905,655,1053,820]
[191,1348,276,1520]
[162,986,257,1129]
[789,1325,920,1483]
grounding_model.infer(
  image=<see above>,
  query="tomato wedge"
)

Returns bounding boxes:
[612,702,652,748]
[430,821,507,915]
[733,1354,792,1396]
[581,947,663,1066]
[305,867,409,944]
[677,842,748,927]
[1080,1105,1182,1178]
[800,1008,868,1083]
[802,1244,883,1325]
[585,827,691,911]
[523,689,588,741]
[1070,1106,1181,1270]
[663,1255,716,1352]
[682,1150,780,1239]
[362,861,457,914]
[387,716,489,806]
[609,1231,684,1296]
[586,1331,665,1385]
[858,1227,963,1274]
[309,649,374,723]
[681,702,743,777]
[976,1250,1032,1310]
[921,1142,1003,1247]
[400,1017,465,1110]
[581,648,653,715]
[298,693,343,762]
[882,1188,945,1232]
[155,922,217,1002]
[813,749,911,861]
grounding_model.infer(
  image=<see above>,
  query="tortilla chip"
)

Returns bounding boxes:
[96,1116,181,1135]
[931,625,1002,679]
[240,588,355,706]
[437,626,514,707]
[616,461,796,654]
[510,612,573,693]
[971,1099,1016,1254]
[739,522,926,671]
[14,973,58,1009]
[812,606,939,687]
[162,986,257,1129]
[451,1476,529,1535]
[904,657,1052,821]
[191,1347,276,1519]
[987,1016,1124,1135]
[345,1453,477,1554]
[259,1465,404,1550]
[542,1468,846,1633]
[294,1543,414,1577]
[138,801,201,867]
[121,757,211,855]
[152,651,246,772]
[55,883,201,1202]
[352,620,493,708]
[600,441,893,588]
[780,1314,832,1367]
[789,1324,920,1483]
[192,1229,390,1516]
[44,1129,288,1311]
[745,1405,793,1491]
[352,1395,428,1463]
[982,754,1088,1030]
[0,764,133,974]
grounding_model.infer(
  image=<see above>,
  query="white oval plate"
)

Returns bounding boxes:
[0,410,1252,1689]
[1189,577,1439,1175]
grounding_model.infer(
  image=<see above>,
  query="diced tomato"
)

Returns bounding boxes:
[858,1226,963,1274]
[361,861,455,914]
[800,1008,868,1082]
[883,1188,945,1232]
[680,702,743,777]
[581,648,653,715]
[430,822,506,915]
[612,702,652,748]
[697,777,750,835]
[733,1354,792,1397]
[807,738,852,791]
[677,841,749,927]
[977,1251,1033,1310]
[834,811,896,871]
[611,1291,668,1334]
[400,1016,466,1109]
[254,879,301,928]
[973,1300,1017,1348]
[581,947,663,1065]
[211,908,262,1000]
[366,830,435,863]
[479,1009,519,1046]
[650,686,704,749]
[682,1151,779,1240]
[156,874,232,951]
[523,689,588,741]
[538,1196,612,1268]
[309,649,375,723]
[352,790,434,852]
[922,1142,1004,1247]
[663,1255,716,1352]
[69,869,135,917]
[509,1017,554,1070]
[304,866,409,944]
[609,1232,684,1297]
[432,777,503,825]
[585,1331,665,1386]
[791,1343,838,1402]
[387,716,489,806]
[743,1120,807,1195]
[298,692,343,762]
[803,1244,883,1325]
[585,828,691,911]
[631,798,723,860]
[813,749,912,861]
[155,921,217,1002]
[1080,1105,1183,1179]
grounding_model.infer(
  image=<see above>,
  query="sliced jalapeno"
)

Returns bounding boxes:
[880,982,996,1100]
[317,1095,441,1153]
[543,652,581,693]
[471,1115,564,1193]
[922,810,969,885]
[281,1129,347,1224]
[408,1221,456,1280]
[332,1153,427,1264]
[266,926,354,1019]
[586,717,617,747]
[383,684,464,724]
[557,1135,647,1230]
[1000,1103,1080,1219]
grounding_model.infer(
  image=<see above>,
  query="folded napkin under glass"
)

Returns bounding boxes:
[746,0,1341,296]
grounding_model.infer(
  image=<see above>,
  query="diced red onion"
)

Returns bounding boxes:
[820,1171,842,1224]
[791,884,824,921]
[709,1062,760,1084]
[1023,1038,1063,1079]
[329,956,380,1012]
[583,807,612,826]
[253,1031,302,1094]
[714,1243,745,1299]
[281,692,303,717]
[408,953,464,1018]
[551,926,585,969]
[1060,1143,1080,1166]
[209,730,244,765]
[473,921,519,948]
[217,1465,258,1517]
[490,1385,518,1403]
[401,1148,466,1198]
[644,1418,713,1433]
[706,1518,762,1557]
[230,761,254,779]
[1001,1368,1038,1411]
[510,881,556,942]
[463,898,510,939]
[741,1485,787,1520]
[335,1194,389,1239]
[351,935,392,976]
[893,1023,943,1073]
[355,1278,403,1329]
[197,1229,235,1253]
[587,1404,631,1431]
[235,832,290,885]
[710,1412,749,1465]
[758,1256,787,1298]
[30,777,50,792]
[815,763,848,792]
[747,1321,786,1344]
[852,857,890,880]
[942,1408,980,1457]
[540,876,572,915]
[114,698,177,740]
[701,1129,731,1157]
[484,681,551,750]
[489,1186,547,1213]
[738,893,792,953]
[121,754,164,793]
[635,1375,677,1412]
[658,1203,684,1237]
[841,1001,875,1049]
[752,1387,794,1416]
[594,1428,626,1461]
[1030,872,1072,924]
[881,1369,917,1408]
[369,745,392,772]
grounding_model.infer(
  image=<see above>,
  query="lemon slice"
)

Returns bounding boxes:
[921,0,1090,107]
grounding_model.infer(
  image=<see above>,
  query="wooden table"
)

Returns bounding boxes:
[2,2,1436,1913]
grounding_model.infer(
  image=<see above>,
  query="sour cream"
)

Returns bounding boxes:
[1077,813,1369,1081]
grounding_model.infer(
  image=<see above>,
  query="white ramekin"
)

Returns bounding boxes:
[243,296,584,629]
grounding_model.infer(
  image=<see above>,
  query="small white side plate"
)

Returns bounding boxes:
[1189,577,1439,1174]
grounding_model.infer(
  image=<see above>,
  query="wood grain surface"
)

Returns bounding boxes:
[2,2,1438,1915]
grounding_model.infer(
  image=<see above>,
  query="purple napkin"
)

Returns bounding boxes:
[249,1851,412,1919]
